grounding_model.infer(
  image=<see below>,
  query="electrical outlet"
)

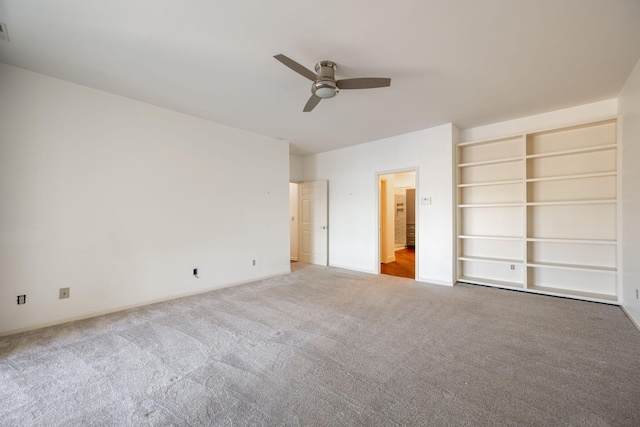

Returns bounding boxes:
[636,288,639,299]
[193,268,198,278]
[17,295,26,305]
[510,264,515,270]
[59,287,70,299]
[252,259,256,266]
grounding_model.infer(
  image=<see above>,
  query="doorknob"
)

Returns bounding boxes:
[321,226,326,229]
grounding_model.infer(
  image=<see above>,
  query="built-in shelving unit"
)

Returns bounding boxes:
[456,119,619,304]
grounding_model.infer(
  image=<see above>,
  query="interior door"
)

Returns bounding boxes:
[289,183,299,261]
[299,180,328,265]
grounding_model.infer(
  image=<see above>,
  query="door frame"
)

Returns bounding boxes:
[379,177,395,265]
[375,168,419,277]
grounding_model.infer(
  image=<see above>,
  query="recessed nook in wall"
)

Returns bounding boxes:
[456,118,619,303]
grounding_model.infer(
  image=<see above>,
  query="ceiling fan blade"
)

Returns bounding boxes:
[337,77,391,90]
[303,95,321,112]
[274,54,317,81]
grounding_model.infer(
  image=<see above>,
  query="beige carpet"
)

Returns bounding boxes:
[1,263,639,426]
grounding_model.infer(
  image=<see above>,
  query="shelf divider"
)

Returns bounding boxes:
[457,135,522,147]
[458,156,522,168]
[526,261,616,274]
[458,276,524,290]
[458,179,523,188]
[526,237,616,245]
[526,285,617,303]
[459,256,523,264]
[526,199,616,206]
[458,235,524,241]
[526,143,616,159]
[526,171,616,183]
[459,202,523,208]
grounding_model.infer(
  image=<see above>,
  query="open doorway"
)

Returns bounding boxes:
[379,171,416,279]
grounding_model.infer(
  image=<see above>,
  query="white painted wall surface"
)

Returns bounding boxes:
[289,154,304,182]
[303,124,455,286]
[0,64,290,335]
[461,99,618,142]
[619,58,640,329]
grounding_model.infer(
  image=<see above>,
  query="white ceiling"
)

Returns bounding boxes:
[1,1,639,155]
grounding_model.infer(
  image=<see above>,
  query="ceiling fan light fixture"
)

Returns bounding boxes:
[313,81,339,99]
[315,87,337,99]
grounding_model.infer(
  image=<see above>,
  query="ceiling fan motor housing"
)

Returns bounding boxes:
[312,61,339,99]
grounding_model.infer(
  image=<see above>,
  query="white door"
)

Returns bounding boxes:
[289,183,299,261]
[299,180,328,265]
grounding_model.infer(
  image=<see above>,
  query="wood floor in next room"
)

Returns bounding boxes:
[381,247,415,279]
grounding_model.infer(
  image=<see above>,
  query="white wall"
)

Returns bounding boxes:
[303,124,456,286]
[0,64,290,335]
[289,154,304,182]
[461,99,618,142]
[619,58,640,329]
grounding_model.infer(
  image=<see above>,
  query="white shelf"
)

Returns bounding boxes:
[456,119,619,304]
[457,135,522,148]
[526,285,617,304]
[459,202,523,208]
[458,276,524,290]
[526,143,616,159]
[458,179,523,188]
[459,256,522,265]
[526,261,616,274]
[526,171,616,183]
[526,237,616,245]
[458,156,522,168]
[458,235,523,241]
[459,279,617,304]
[526,199,616,206]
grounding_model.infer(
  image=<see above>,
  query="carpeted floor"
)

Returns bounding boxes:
[1,263,639,426]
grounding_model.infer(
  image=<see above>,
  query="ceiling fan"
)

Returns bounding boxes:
[274,54,391,112]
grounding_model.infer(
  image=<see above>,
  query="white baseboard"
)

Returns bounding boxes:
[417,277,455,287]
[329,263,378,275]
[0,270,291,337]
[621,305,640,332]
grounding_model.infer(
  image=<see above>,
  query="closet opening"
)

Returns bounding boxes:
[379,170,416,279]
